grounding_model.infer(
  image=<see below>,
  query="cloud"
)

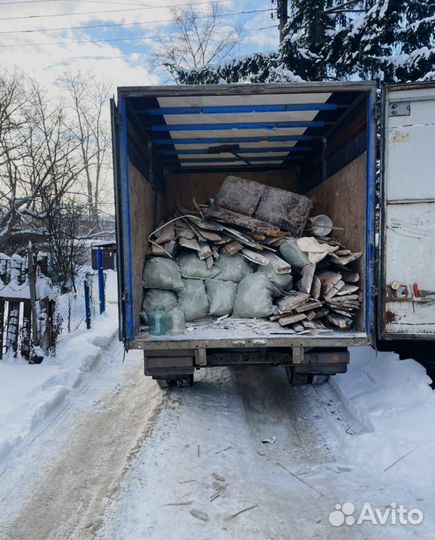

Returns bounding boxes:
[0,0,201,90]
[0,0,279,91]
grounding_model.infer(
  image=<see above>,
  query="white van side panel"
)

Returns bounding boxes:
[382,85,435,339]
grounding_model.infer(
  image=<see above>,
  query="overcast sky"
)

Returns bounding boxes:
[1,0,279,90]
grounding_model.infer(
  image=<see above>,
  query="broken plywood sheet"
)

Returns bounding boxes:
[254,185,313,236]
[317,271,342,295]
[241,249,269,266]
[278,313,307,326]
[277,292,310,313]
[198,242,213,260]
[154,222,175,245]
[341,270,360,283]
[262,252,292,274]
[296,264,316,294]
[297,236,339,264]
[327,313,353,328]
[151,240,176,257]
[203,206,281,236]
[179,237,201,252]
[215,175,265,216]
[310,275,321,300]
[224,240,243,255]
[336,284,359,296]
[329,251,362,266]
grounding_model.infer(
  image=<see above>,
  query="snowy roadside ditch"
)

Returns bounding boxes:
[0,304,118,473]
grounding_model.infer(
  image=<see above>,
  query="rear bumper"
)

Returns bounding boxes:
[144,347,350,379]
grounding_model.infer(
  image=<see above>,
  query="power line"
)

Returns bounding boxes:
[0,0,227,21]
[0,24,279,48]
[0,8,272,34]
[0,0,150,5]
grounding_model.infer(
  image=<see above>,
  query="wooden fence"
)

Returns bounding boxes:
[0,249,56,363]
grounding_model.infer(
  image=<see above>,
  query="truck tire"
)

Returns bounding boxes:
[309,374,330,385]
[176,374,194,388]
[156,378,171,389]
[155,375,194,389]
[286,367,331,386]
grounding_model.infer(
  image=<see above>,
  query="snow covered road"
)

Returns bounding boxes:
[0,341,434,540]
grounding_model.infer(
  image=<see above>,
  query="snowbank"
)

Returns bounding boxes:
[0,303,118,472]
[334,347,435,482]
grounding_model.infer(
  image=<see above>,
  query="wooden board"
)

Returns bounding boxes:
[277,292,310,312]
[129,162,164,334]
[241,249,269,266]
[224,240,243,255]
[278,313,307,326]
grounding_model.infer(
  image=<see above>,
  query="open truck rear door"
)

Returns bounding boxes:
[110,97,133,344]
[379,83,435,341]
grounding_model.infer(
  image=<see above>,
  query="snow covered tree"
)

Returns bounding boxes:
[334,0,435,81]
[177,0,435,84]
[279,0,337,80]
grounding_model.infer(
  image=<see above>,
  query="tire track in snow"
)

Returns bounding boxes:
[0,346,166,540]
[99,366,371,540]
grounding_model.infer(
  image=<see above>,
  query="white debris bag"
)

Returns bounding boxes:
[233,273,277,318]
[141,289,178,323]
[142,257,184,291]
[215,253,253,283]
[178,279,209,321]
[205,279,237,317]
[279,238,310,269]
[256,263,293,293]
[178,252,220,280]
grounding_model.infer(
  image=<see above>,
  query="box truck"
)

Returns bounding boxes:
[110,81,435,386]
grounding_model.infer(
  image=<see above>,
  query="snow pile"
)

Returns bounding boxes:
[0,274,56,300]
[334,347,435,482]
[0,298,119,474]
[0,252,56,300]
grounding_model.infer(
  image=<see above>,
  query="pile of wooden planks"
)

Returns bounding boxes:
[149,204,291,270]
[148,199,362,332]
[271,258,362,332]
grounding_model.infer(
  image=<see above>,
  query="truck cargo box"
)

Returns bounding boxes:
[111,82,377,372]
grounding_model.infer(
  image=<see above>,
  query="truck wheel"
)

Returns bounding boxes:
[156,378,170,389]
[309,374,330,385]
[286,367,330,386]
[176,374,194,388]
[155,375,194,389]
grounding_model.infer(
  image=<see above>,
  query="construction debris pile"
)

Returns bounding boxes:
[142,176,362,334]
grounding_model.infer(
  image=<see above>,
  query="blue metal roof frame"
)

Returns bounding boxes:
[153,135,317,145]
[144,103,341,115]
[127,90,363,172]
[160,156,303,164]
[158,146,313,155]
[150,120,329,132]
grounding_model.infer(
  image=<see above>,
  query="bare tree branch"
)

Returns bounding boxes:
[153,3,242,81]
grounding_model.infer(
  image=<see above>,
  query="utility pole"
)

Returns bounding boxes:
[277,0,288,44]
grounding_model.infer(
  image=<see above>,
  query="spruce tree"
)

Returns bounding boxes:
[176,0,434,84]
[335,0,435,81]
